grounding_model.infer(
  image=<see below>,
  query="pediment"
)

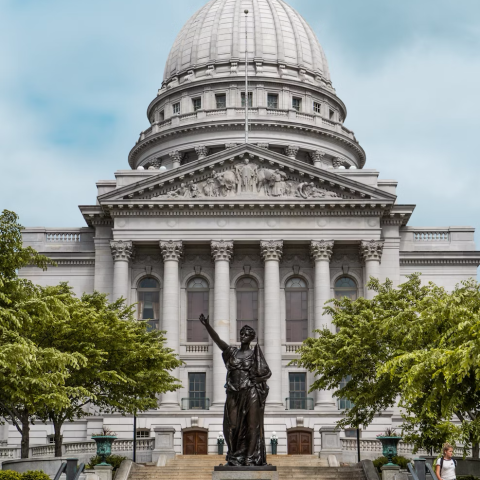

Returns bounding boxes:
[98,145,396,205]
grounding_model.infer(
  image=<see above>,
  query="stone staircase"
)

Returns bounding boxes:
[130,455,367,480]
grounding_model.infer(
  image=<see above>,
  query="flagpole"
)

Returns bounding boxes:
[244,9,249,144]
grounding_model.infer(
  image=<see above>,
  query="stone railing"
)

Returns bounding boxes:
[1,438,154,460]
[266,108,288,116]
[413,231,450,242]
[296,113,314,121]
[185,344,209,353]
[341,438,428,455]
[206,109,227,116]
[284,344,302,353]
[179,112,197,121]
[46,232,81,242]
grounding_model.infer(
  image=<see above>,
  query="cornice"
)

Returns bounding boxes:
[128,120,366,169]
[400,251,480,266]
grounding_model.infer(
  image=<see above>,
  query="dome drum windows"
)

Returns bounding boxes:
[187,277,209,342]
[137,277,160,331]
[216,94,226,109]
[292,97,302,112]
[285,277,308,343]
[267,94,279,109]
[241,92,253,108]
[236,277,258,341]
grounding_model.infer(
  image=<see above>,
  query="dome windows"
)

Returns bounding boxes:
[292,97,302,112]
[172,102,181,115]
[267,94,279,109]
[241,92,253,108]
[192,97,202,112]
[216,94,226,109]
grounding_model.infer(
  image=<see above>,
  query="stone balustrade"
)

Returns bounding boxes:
[413,231,450,242]
[46,232,82,242]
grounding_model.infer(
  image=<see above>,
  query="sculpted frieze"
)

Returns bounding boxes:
[152,158,344,200]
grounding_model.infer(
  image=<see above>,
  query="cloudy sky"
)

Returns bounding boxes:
[1,0,479,257]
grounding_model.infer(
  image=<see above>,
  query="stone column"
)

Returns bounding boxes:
[160,240,183,408]
[310,240,336,408]
[260,240,283,407]
[94,222,114,297]
[211,240,234,407]
[110,240,134,301]
[169,150,184,169]
[360,240,384,300]
[310,150,326,169]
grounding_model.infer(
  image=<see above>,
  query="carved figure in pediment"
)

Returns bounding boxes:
[213,169,237,196]
[187,180,200,198]
[167,182,188,198]
[203,177,218,197]
[269,169,288,196]
[296,182,341,199]
[256,168,275,195]
[235,159,258,193]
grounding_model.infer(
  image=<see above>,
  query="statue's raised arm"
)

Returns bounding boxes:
[199,314,229,352]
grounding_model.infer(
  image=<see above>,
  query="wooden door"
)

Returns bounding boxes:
[287,431,312,455]
[183,430,208,455]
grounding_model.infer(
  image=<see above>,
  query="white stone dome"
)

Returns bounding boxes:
[163,0,331,84]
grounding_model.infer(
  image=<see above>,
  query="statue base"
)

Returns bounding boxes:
[213,465,278,480]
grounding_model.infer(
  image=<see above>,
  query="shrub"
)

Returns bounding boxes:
[21,471,50,480]
[0,472,22,480]
[87,455,126,472]
[458,476,480,480]
[373,456,412,472]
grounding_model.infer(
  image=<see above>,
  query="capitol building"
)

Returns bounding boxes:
[7,0,480,460]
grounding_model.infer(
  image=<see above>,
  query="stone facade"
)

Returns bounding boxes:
[6,0,480,459]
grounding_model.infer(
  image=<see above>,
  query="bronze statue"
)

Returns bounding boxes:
[199,314,271,466]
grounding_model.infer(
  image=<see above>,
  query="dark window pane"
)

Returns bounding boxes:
[187,291,209,342]
[139,277,159,288]
[138,291,159,320]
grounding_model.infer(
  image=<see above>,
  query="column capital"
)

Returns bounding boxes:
[110,240,134,262]
[309,149,326,163]
[160,240,183,261]
[169,150,184,163]
[195,145,209,160]
[310,240,334,261]
[359,240,384,262]
[284,145,299,159]
[260,240,283,261]
[211,240,233,262]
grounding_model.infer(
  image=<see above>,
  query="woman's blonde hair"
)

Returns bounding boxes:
[443,443,454,455]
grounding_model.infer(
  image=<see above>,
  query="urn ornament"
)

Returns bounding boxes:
[377,428,402,466]
[92,428,117,465]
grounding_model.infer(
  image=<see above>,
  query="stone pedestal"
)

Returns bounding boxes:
[213,466,278,480]
[319,427,341,460]
[152,427,176,465]
[381,464,402,480]
[94,465,113,480]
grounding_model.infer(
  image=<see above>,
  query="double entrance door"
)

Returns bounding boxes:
[287,431,312,455]
[183,429,208,455]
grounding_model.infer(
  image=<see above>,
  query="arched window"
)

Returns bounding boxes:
[138,277,160,330]
[236,277,258,341]
[285,277,308,342]
[334,276,358,301]
[187,277,209,342]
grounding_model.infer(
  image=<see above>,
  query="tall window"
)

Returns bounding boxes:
[188,373,206,409]
[285,277,308,342]
[338,375,354,410]
[313,101,321,114]
[192,97,202,111]
[187,277,209,342]
[267,93,278,109]
[216,94,226,109]
[241,92,253,108]
[329,109,335,120]
[334,276,358,301]
[172,102,180,114]
[138,277,160,330]
[292,97,302,112]
[236,277,258,341]
[289,372,306,409]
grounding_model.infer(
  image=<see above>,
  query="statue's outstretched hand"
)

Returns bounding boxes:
[199,314,209,327]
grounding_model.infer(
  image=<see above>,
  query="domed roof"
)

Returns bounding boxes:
[163,0,331,84]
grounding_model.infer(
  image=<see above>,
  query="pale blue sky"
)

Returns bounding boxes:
[1,0,479,257]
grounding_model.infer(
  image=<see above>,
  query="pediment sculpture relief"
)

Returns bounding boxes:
[153,159,343,200]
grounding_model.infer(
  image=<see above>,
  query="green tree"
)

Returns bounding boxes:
[293,274,480,457]
[0,211,83,458]
[37,287,183,456]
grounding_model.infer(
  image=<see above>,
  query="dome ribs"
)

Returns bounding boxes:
[252,0,264,61]
[277,0,304,69]
[265,0,285,64]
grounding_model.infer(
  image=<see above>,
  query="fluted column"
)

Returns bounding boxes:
[211,240,233,407]
[261,240,283,407]
[159,240,183,408]
[110,240,134,301]
[310,240,336,408]
[360,240,385,300]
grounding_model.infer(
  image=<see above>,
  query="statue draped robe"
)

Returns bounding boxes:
[222,343,271,466]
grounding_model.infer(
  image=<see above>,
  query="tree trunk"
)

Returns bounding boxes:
[53,417,64,457]
[472,442,479,459]
[20,411,30,459]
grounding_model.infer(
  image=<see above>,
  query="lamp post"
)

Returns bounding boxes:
[244,9,249,144]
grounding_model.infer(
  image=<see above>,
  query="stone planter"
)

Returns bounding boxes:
[92,436,117,465]
[377,436,402,465]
